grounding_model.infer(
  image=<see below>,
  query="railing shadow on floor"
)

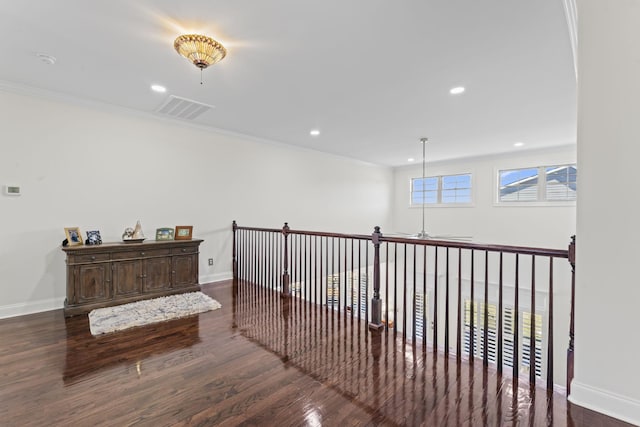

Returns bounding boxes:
[231,278,571,426]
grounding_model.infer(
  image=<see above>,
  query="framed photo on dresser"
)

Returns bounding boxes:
[174,225,193,240]
[64,227,83,246]
[85,230,102,245]
[155,227,174,241]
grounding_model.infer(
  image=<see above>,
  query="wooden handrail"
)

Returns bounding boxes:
[236,225,372,241]
[234,224,569,258]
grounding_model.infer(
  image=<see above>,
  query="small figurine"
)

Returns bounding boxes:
[132,220,145,239]
[122,227,135,240]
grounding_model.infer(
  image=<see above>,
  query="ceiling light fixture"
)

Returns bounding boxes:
[514,142,525,147]
[174,34,227,84]
[151,85,166,93]
[310,129,320,136]
[449,86,465,95]
[408,158,415,162]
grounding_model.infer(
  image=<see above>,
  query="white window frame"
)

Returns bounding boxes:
[495,164,577,207]
[410,173,474,207]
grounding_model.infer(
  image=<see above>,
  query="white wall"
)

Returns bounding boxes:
[392,145,576,248]
[570,1,640,424]
[0,88,393,318]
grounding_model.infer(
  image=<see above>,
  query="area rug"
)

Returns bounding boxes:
[88,292,221,335]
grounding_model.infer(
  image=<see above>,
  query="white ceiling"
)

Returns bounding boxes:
[0,0,576,166]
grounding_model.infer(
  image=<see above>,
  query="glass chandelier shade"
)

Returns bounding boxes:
[174,34,227,69]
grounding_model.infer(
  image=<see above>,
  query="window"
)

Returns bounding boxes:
[348,271,368,317]
[464,300,543,378]
[326,274,340,307]
[498,164,576,203]
[411,173,472,205]
[327,270,369,317]
[545,165,577,200]
[464,300,497,363]
[415,292,427,339]
[522,311,543,378]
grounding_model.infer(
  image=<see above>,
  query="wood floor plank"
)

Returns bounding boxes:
[0,280,633,426]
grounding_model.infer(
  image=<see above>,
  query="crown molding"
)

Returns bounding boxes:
[393,143,577,172]
[0,80,387,170]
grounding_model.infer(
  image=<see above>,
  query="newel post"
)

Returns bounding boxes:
[282,222,291,298]
[567,235,576,393]
[232,221,238,280]
[369,226,384,331]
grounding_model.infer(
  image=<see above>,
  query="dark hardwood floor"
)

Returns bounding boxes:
[0,280,631,426]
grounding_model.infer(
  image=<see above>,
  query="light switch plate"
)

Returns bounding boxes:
[4,185,20,196]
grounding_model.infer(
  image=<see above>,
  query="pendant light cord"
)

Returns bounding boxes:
[420,137,428,237]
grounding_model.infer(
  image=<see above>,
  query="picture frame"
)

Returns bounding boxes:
[64,227,83,246]
[174,225,193,240]
[85,230,102,245]
[155,227,175,241]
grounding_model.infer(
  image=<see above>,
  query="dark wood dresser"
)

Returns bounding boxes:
[62,239,202,316]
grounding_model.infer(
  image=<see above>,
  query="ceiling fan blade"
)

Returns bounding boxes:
[385,232,473,242]
[427,234,473,241]
[387,231,418,236]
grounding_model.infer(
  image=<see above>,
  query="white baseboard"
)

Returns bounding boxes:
[0,297,65,320]
[200,272,233,285]
[0,271,233,319]
[0,272,233,320]
[569,380,640,425]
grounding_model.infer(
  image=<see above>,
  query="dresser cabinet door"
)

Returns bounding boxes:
[113,260,142,297]
[143,257,172,292]
[172,255,198,288]
[75,263,111,304]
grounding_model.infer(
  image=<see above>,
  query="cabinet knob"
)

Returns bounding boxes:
[181,248,187,252]
[140,252,145,256]
[90,256,96,261]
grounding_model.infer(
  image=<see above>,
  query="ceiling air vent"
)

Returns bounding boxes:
[155,95,214,120]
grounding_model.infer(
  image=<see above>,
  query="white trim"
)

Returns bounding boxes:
[0,297,65,320]
[393,144,577,172]
[200,272,233,284]
[492,201,576,208]
[569,381,640,426]
[0,272,233,319]
[409,204,475,209]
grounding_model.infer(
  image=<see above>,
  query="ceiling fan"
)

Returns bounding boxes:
[390,137,473,241]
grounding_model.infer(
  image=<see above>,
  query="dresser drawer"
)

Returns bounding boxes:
[69,253,110,264]
[172,246,199,255]
[112,248,171,260]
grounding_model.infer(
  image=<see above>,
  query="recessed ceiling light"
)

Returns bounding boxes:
[408,158,415,162]
[514,142,525,147]
[449,86,465,95]
[310,129,320,136]
[36,53,56,65]
[151,85,167,93]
